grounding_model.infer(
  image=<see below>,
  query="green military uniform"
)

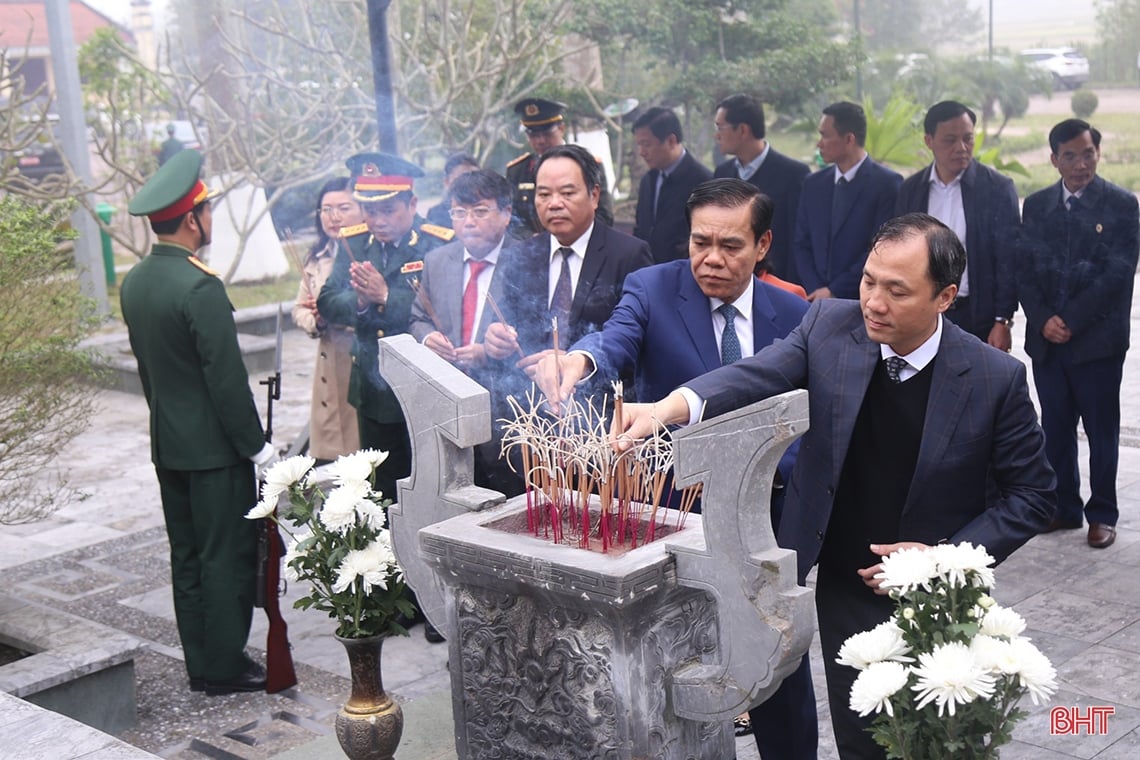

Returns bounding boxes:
[506,97,614,240]
[315,152,453,500]
[120,151,265,685]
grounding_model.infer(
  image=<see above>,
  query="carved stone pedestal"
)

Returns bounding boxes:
[422,502,730,760]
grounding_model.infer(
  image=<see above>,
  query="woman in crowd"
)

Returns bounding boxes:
[291,177,362,461]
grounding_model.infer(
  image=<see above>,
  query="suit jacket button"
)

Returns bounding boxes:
[826,486,834,496]
[816,530,825,540]
[377,329,385,338]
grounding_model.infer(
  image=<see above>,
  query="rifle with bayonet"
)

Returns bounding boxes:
[255,306,298,693]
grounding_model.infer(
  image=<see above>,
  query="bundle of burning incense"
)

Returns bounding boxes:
[484,291,525,359]
[407,275,444,333]
[498,389,701,551]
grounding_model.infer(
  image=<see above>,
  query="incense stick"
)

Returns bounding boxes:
[484,291,525,359]
[408,276,444,333]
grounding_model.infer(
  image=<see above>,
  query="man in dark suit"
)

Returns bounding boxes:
[793,101,903,301]
[486,143,652,385]
[632,106,713,263]
[1019,119,1139,549]
[619,214,1056,759]
[713,94,809,282]
[896,101,1020,349]
[534,178,817,759]
[121,150,276,696]
[317,152,455,502]
[505,98,614,240]
[409,168,522,499]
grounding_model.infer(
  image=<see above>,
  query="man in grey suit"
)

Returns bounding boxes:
[617,213,1056,759]
[409,169,521,498]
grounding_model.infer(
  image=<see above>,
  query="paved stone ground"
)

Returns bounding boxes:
[4,274,1140,758]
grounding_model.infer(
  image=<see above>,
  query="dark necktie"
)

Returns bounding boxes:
[549,247,573,329]
[461,259,489,346]
[884,356,909,383]
[1066,195,1079,212]
[830,176,849,235]
[653,171,669,220]
[718,303,741,365]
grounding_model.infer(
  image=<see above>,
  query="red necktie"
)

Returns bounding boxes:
[461,259,489,345]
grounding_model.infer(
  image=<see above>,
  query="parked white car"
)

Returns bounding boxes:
[1019,47,1090,90]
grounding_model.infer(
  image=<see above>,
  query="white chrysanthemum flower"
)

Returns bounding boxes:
[837,620,914,670]
[261,455,316,502]
[876,547,939,593]
[329,451,379,491]
[911,641,997,716]
[319,481,369,534]
[929,542,996,588]
[282,532,312,583]
[355,498,388,530]
[244,498,277,520]
[332,541,394,594]
[970,634,1020,674]
[980,606,1028,639]
[360,449,390,468]
[1008,638,1058,705]
[850,661,911,717]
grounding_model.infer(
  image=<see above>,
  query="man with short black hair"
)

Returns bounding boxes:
[793,101,902,301]
[712,94,809,282]
[631,106,712,263]
[618,213,1056,759]
[896,100,1020,349]
[1019,118,1139,549]
[121,150,275,696]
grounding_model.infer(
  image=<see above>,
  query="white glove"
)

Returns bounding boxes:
[251,442,280,481]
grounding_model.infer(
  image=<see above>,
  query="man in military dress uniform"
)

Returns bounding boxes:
[505,97,614,240]
[317,152,454,503]
[120,150,277,696]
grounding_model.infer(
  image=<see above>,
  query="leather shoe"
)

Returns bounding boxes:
[1087,523,1116,549]
[204,661,267,696]
[424,621,445,643]
[189,677,205,692]
[1043,518,1082,533]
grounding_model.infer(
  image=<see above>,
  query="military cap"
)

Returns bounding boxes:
[345,152,425,202]
[514,98,566,131]
[128,149,216,221]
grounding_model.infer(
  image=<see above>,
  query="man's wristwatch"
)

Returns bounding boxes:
[994,316,1014,327]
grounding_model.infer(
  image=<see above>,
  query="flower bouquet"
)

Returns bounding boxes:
[245,450,414,639]
[837,542,1058,759]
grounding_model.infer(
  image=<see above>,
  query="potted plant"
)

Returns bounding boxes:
[245,450,412,760]
[837,542,1058,759]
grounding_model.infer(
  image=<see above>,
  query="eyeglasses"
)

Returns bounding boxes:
[319,203,357,217]
[1055,148,1098,166]
[448,206,498,221]
[714,121,737,132]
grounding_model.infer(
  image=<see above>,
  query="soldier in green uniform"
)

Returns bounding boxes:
[317,152,454,503]
[505,97,614,240]
[120,150,277,696]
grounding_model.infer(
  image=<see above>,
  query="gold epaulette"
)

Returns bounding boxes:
[506,152,531,169]
[420,223,456,241]
[339,223,369,238]
[188,256,219,276]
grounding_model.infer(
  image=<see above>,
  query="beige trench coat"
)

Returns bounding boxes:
[292,243,360,460]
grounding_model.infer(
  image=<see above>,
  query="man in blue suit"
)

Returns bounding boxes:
[632,106,713,263]
[618,214,1056,759]
[536,179,818,760]
[713,94,810,283]
[793,101,902,301]
[1019,119,1139,549]
[896,101,1020,349]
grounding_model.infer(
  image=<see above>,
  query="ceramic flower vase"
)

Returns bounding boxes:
[334,634,403,760]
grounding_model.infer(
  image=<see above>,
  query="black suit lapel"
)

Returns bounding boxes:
[571,225,606,323]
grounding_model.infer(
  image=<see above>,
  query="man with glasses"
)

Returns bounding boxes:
[1019,119,1139,549]
[712,93,810,283]
[505,98,614,239]
[410,169,523,499]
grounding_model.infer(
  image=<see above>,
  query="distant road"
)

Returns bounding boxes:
[1028,88,1140,116]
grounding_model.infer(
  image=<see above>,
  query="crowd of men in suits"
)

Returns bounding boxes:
[303,94,1136,760]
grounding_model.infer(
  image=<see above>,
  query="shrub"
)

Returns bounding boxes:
[1071,90,1099,119]
[0,197,101,524]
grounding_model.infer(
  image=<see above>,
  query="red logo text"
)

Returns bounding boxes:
[1050,706,1114,736]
